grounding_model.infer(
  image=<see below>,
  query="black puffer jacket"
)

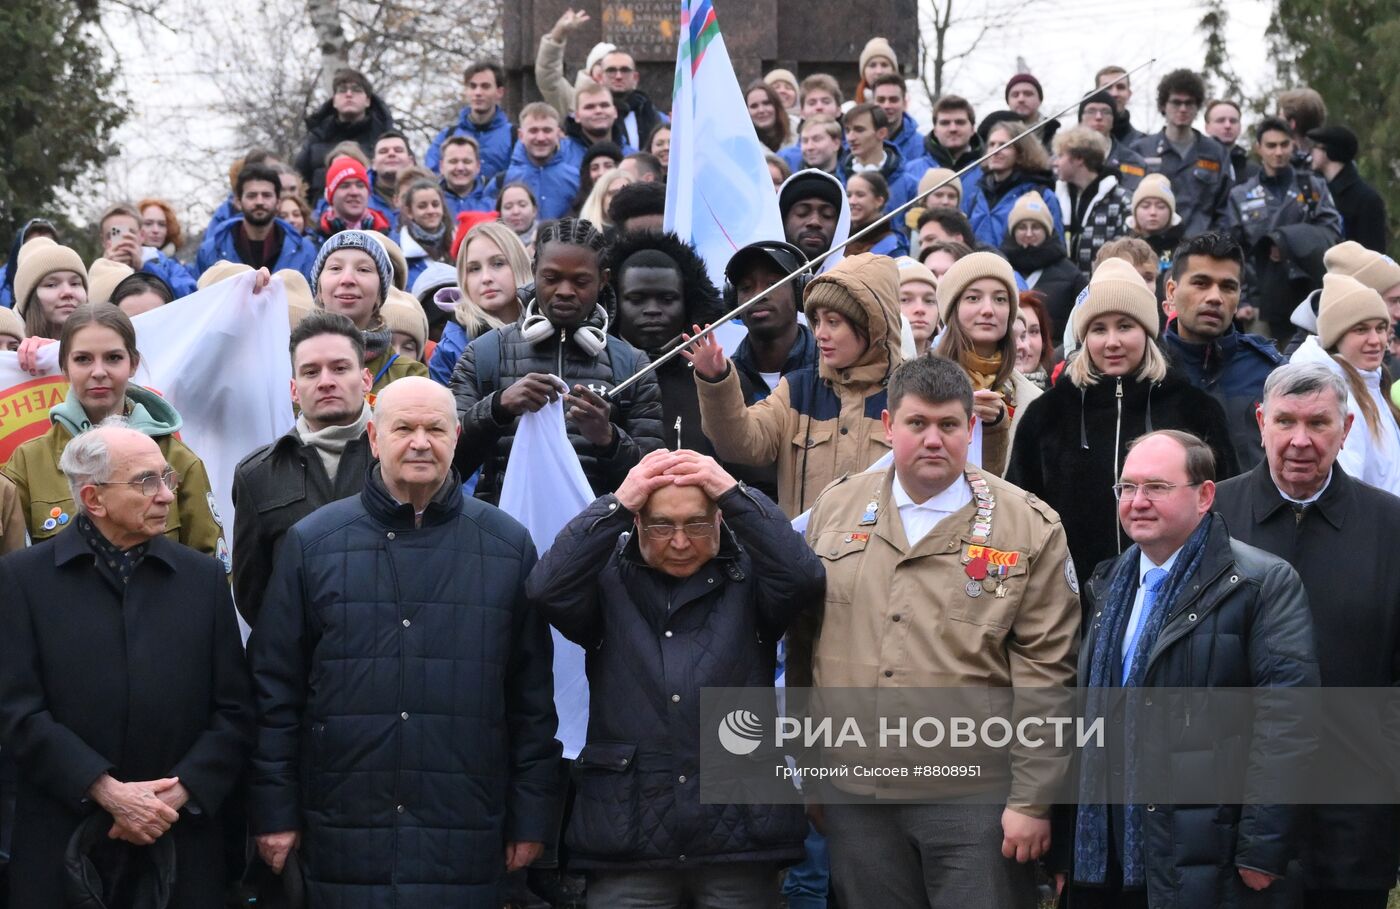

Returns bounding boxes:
[247,467,562,908]
[525,485,822,869]
[1056,514,1319,909]
[449,302,665,505]
[1004,367,1240,586]
[294,94,398,201]
[1003,237,1087,341]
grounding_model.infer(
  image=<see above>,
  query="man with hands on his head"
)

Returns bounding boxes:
[526,449,823,906]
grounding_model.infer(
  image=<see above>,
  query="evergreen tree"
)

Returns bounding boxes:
[0,1,126,251]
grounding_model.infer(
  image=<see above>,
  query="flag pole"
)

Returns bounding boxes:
[607,60,1155,400]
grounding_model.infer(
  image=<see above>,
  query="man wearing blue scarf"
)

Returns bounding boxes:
[1052,429,1318,907]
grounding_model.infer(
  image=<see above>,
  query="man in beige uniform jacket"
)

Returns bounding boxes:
[793,354,1080,909]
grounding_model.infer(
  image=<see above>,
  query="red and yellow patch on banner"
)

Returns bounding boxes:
[0,376,68,466]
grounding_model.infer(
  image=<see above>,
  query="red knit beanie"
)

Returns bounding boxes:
[324,156,370,203]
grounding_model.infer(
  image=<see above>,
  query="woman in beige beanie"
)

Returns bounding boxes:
[1290,272,1400,495]
[1005,257,1239,580]
[932,251,1042,475]
[14,237,88,345]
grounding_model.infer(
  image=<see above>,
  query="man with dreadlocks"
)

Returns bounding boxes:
[449,218,665,505]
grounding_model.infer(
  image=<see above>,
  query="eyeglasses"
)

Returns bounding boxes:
[604,66,635,76]
[1111,481,1199,501]
[97,468,180,497]
[639,521,715,540]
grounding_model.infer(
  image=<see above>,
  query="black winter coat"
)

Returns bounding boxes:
[1058,514,1319,909]
[248,468,562,908]
[524,485,822,869]
[294,94,398,202]
[0,531,254,909]
[1003,237,1087,341]
[1328,162,1390,254]
[1215,463,1400,890]
[230,426,372,626]
[1004,367,1240,586]
[449,308,665,505]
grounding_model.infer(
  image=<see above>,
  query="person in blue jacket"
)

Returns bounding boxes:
[504,102,583,221]
[965,118,1063,249]
[868,74,924,164]
[437,135,497,219]
[98,204,197,299]
[424,62,516,183]
[836,103,917,226]
[427,221,531,387]
[195,163,319,281]
[0,219,59,310]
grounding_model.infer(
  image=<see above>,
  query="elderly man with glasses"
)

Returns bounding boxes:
[526,448,823,907]
[1050,428,1318,909]
[0,421,253,907]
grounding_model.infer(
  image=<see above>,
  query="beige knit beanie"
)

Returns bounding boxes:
[895,256,938,291]
[1323,241,1400,296]
[1007,194,1054,235]
[1317,272,1389,350]
[1073,257,1160,342]
[0,304,24,343]
[197,260,253,290]
[935,251,1019,325]
[275,269,316,328]
[918,167,962,207]
[859,37,898,74]
[14,238,88,317]
[86,258,135,305]
[383,287,428,357]
[1131,173,1177,223]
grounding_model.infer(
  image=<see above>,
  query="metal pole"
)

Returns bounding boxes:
[606,60,1155,399]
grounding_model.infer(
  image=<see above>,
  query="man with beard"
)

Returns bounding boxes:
[779,170,850,265]
[196,163,319,280]
[600,49,668,150]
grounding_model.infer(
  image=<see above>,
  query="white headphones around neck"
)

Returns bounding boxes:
[520,300,610,357]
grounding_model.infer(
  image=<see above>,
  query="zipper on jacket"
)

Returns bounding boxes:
[557,327,566,380]
[1114,377,1124,555]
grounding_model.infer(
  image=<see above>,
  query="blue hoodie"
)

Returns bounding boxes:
[143,250,198,299]
[837,141,919,230]
[195,215,320,281]
[886,112,925,165]
[504,142,582,221]
[442,177,497,219]
[425,107,516,183]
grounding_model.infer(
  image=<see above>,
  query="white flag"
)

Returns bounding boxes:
[131,271,295,542]
[663,0,785,287]
[497,395,594,760]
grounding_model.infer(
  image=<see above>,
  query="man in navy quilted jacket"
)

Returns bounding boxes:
[527,448,825,906]
[247,377,562,908]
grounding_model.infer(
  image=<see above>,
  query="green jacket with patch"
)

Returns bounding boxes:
[0,386,226,565]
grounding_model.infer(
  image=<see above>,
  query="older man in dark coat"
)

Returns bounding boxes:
[0,423,253,908]
[249,377,561,908]
[526,449,823,903]
[1214,362,1400,909]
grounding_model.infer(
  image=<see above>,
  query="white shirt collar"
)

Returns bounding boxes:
[892,472,970,512]
[1275,468,1332,506]
[1138,546,1180,580]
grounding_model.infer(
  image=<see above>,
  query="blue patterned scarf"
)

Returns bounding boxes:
[1073,515,1213,887]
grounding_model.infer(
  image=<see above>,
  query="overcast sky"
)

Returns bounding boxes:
[98,0,1278,232]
